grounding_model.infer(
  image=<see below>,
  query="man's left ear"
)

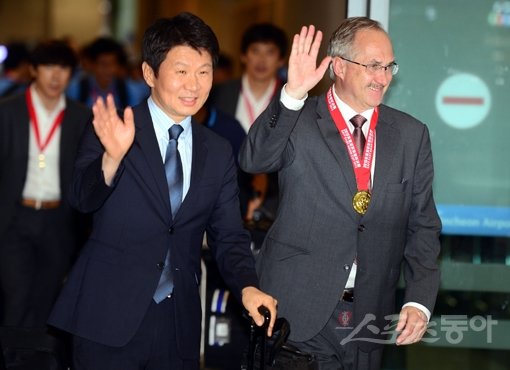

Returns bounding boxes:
[142,62,155,88]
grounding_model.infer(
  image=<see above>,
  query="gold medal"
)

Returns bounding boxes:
[353,190,371,215]
[38,153,46,169]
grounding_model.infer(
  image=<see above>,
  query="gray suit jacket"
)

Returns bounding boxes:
[239,93,441,350]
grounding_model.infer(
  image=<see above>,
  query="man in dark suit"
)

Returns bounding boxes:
[66,37,149,110]
[48,13,277,370]
[210,23,288,223]
[0,40,90,362]
[239,17,441,369]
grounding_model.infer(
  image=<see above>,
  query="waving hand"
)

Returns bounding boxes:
[286,25,332,100]
[92,94,135,185]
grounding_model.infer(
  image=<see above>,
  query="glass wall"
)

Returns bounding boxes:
[384,1,510,369]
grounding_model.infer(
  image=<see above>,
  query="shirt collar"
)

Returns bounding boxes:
[148,96,192,140]
[30,83,66,115]
[331,87,374,128]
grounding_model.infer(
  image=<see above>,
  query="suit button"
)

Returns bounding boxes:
[156,262,165,270]
[343,264,350,271]
[358,224,365,232]
[269,114,277,127]
[168,227,174,234]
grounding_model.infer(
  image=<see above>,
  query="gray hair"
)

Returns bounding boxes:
[327,17,386,80]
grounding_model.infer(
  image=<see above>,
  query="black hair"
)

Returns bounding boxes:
[142,12,219,77]
[241,23,288,58]
[3,42,30,71]
[217,53,233,71]
[84,37,128,66]
[30,39,78,71]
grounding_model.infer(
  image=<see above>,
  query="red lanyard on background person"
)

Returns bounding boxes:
[25,89,65,168]
[241,80,279,124]
[326,86,378,191]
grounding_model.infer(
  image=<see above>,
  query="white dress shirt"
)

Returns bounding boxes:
[147,96,193,201]
[22,84,65,202]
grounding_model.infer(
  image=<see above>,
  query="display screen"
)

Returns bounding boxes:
[386,0,510,236]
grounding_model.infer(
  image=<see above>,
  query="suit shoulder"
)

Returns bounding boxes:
[64,98,93,128]
[0,94,28,124]
[66,98,92,115]
[297,94,327,119]
[379,104,427,130]
[193,121,233,153]
[0,92,26,110]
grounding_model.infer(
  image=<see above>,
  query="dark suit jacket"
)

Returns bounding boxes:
[209,79,243,117]
[210,78,283,119]
[0,92,91,237]
[48,101,259,360]
[210,79,282,220]
[239,94,442,350]
[203,105,246,161]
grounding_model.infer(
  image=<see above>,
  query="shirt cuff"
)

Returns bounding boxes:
[280,83,307,111]
[402,302,431,322]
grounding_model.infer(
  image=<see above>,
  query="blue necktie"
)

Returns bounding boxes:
[153,124,183,303]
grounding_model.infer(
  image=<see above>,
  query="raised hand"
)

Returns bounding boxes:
[92,94,135,185]
[286,25,332,100]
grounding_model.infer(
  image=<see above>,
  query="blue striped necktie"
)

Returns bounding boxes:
[153,124,183,303]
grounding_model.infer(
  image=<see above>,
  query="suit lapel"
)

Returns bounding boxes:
[178,120,207,216]
[59,101,75,175]
[316,96,357,195]
[368,107,399,213]
[12,96,30,171]
[316,98,400,218]
[130,103,172,218]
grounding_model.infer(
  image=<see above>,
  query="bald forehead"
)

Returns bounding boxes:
[352,29,394,60]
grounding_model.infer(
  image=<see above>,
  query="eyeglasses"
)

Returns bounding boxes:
[339,56,399,76]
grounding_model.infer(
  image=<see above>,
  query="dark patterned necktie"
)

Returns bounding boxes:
[350,114,367,156]
[153,124,183,303]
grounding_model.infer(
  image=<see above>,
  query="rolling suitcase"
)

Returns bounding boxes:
[242,306,318,370]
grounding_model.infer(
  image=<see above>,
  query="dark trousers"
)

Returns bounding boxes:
[0,205,74,327]
[73,297,199,370]
[288,299,383,370]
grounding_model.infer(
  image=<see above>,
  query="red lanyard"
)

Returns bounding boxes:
[25,89,65,154]
[326,87,378,191]
[241,80,279,125]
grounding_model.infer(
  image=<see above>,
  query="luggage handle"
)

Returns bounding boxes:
[247,306,292,370]
[247,306,269,370]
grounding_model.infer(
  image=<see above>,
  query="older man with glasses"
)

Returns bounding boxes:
[240,16,441,370]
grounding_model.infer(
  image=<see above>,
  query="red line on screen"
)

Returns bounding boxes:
[443,96,484,105]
